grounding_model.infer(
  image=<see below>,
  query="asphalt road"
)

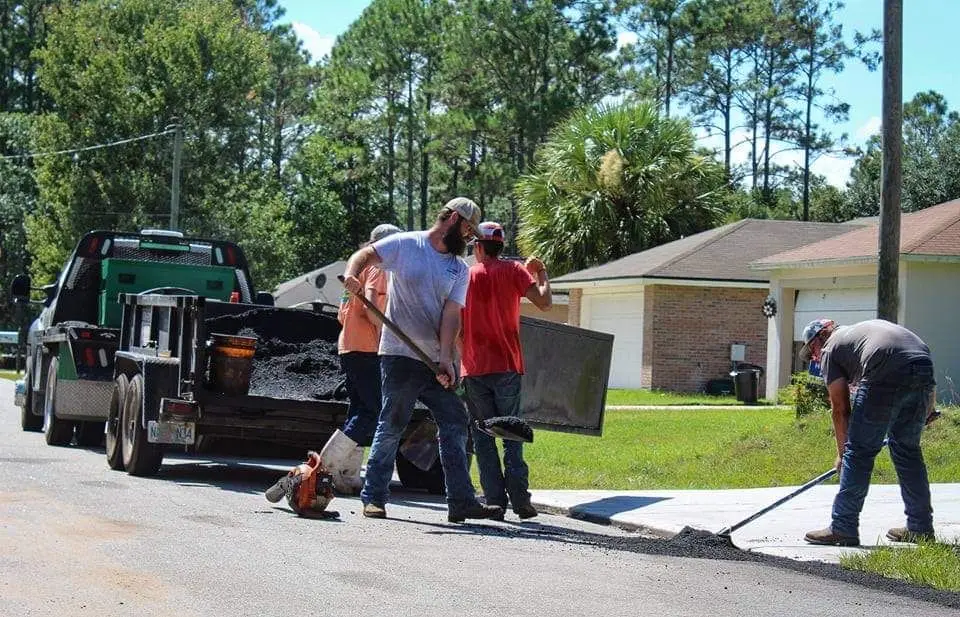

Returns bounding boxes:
[0,378,956,616]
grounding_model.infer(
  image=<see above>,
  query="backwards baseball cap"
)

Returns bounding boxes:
[442,197,481,235]
[799,318,836,362]
[369,223,402,243]
[477,221,505,243]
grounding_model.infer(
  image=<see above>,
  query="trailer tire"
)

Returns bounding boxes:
[105,374,127,470]
[77,421,105,448]
[396,448,445,495]
[43,358,75,446]
[121,374,163,476]
[20,370,43,432]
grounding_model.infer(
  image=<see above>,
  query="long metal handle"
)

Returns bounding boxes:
[717,468,837,537]
[336,275,442,375]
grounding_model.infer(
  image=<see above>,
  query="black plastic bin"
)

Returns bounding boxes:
[730,366,762,404]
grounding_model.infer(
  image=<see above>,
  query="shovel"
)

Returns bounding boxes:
[337,275,534,443]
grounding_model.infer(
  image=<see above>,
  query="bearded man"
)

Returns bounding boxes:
[340,197,504,523]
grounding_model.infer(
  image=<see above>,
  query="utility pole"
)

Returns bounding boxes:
[877,0,902,323]
[169,121,184,231]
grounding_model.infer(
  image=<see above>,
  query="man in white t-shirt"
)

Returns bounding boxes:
[341,197,504,523]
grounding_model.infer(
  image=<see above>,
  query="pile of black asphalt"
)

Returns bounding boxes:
[205,308,344,401]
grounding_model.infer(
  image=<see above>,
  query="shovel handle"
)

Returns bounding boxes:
[336,275,443,376]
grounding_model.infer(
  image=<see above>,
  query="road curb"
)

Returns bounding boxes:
[532,500,676,538]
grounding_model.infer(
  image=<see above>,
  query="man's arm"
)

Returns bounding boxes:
[342,246,382,295]
[436,299,463,387]
[363,267,387,330]
[827,376,851,469]
[523,258,552,310]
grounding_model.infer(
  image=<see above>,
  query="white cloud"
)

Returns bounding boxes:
[856,116,882,140]
[617,31,638,49]
[811,154,855,188]
[291,22,335,63]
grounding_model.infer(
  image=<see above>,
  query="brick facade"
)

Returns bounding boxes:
[645,285,768,394]
[567,289,582,326]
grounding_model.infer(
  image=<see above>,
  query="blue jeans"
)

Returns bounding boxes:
[361,355,478,509]
[464,372,530,508]
[831,360,935,537]
[339,352,381,446]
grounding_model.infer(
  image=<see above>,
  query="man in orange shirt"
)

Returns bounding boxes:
[321,223,401,494]
[460,221,552,519]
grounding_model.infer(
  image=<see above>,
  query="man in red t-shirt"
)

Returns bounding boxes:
[460,221,552,519]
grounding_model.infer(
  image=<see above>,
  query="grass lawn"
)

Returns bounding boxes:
[0,370,22,381]
[841,541,960,592]
[513,406,960,490]
[604,389,763,406]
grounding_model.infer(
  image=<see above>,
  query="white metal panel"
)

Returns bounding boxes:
[583,292,644,388]
[794,287,876,340]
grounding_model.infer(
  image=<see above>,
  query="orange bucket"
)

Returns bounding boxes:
[208,333,258,395]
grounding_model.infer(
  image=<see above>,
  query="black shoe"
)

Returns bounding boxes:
[448,502,504,523]
[513,503,538,520]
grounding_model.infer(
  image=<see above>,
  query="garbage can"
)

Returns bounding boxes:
[730,367,761,404]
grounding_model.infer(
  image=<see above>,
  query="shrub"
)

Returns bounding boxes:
[790,371,829,418]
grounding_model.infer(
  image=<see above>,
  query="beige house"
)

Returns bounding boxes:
[753,199,960,402]
[552,219,859,391]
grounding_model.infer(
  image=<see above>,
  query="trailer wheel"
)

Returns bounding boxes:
[396,448,446,495]
[43,358,75,446]
[105,374,128,470]
[20,369,43,432]
[77,421,105,448]
[121,374,163,476]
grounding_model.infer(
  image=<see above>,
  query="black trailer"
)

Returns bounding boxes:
[107,292,351,476]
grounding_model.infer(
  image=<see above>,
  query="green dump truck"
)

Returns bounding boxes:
[10,229,279,447]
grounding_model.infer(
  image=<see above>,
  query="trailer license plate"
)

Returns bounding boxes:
[147,420,195,445]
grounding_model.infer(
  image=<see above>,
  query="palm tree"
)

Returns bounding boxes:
[515,102,728,276]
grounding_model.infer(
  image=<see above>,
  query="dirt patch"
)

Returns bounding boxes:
[205,309,345,401]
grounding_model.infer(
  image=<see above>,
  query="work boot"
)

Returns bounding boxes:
[886,527,936,543]
[804,526,859,547]
[447,502,505,523]
[513,502,538,520]
[363,503,387,519]
[320,429,363,495]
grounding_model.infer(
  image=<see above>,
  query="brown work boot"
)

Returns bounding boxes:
[886,527,935,543]
[513,502,538,520]
[448,502,504,523]
[362,503,386,519]
[804,527,859,547]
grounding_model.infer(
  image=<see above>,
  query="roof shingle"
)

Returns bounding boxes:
[754,199,960,268]
[553,219,858,284]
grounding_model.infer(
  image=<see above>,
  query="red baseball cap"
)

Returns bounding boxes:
[477,221,505,243]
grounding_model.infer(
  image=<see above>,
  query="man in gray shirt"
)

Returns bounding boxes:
[800,318,936,546]
[341,197,503,523]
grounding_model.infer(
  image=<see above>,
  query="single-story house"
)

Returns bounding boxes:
[551,219,863,392]
[272,260,346,308]
[753,199,960,403]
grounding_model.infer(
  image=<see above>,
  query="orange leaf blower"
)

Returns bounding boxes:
[265,451,339,519]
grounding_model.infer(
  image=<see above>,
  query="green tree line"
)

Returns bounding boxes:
[0,0,955,330]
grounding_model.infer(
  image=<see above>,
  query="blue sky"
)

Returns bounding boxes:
[279,0,960,188]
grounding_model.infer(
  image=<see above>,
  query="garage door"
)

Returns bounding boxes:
[584,292,644,388]
[794,288,876,339]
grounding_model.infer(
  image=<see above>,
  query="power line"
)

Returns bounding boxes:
[0,127,177,161]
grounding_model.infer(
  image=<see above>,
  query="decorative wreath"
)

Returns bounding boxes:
[762,295,777,318]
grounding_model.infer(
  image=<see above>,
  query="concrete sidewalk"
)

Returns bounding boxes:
[530,483,960,564]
